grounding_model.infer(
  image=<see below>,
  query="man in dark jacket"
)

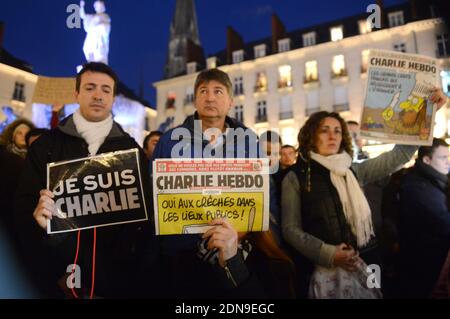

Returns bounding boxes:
[398,138,450,298]
[14,62,152,298]
[150,69,282,298]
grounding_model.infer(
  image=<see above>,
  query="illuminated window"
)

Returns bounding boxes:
[184,86,194,105]
[254,44,266,58]
[330,26,343,42]
[306,90,319,116]
[332,55,346,77]
[305,60,318,82]
[234,105,244,122]
[207,57,217,69]
[256,100,267,123]
[165,92,176,113]
[255,72,268,92]
[303,32,316,47]
[437,34,449,58]
[333,86,349,112]
[361,50,370,73]
[233,76,244,96]
[281,127,297,146]
[358,19,372,34]
[278,38,291,52]
[388,11,404,27]
[12,82,25,102]
[232,50,244,64]
[278,65,292,88]
[187,62,197,74]
[279,95,293,120]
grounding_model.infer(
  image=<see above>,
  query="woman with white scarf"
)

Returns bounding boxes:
[281,110,425,298]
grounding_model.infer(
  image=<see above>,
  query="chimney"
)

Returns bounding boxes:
[0,22,4,49]
[186,38,205,65]
[271,14,286,54]
[409,0,418,20]
[376,0,385,28]
[226,26,244,65]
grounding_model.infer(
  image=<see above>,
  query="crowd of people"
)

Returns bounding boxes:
[0,62,449,299]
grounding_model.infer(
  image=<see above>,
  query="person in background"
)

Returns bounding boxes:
[143,130,162,161]
[259,131,284,244]
[151,69,294,298]
[0,119,35,159]
[398,138,450,298]
[280,145,297,170]
[14,62,152,298]
[347,120,369,162]
[50,104,65,129]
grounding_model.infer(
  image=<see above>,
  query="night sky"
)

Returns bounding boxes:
[0,0,405,107]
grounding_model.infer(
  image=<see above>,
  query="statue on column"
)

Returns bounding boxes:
[79,0,111,64]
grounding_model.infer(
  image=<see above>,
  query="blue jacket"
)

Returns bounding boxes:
[152,112,259,161]
[146,114,297,298]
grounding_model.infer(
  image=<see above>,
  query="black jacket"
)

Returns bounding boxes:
[152,112,259,256]
[153,237,295,299]
[290,158,357,248]
[0,145,24,235]
[398,161,450,297]
[14,115,153,298]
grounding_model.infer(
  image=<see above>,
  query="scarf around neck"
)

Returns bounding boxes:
[7,143,27,159]
[73,109,113,156]
[310,151,375,247]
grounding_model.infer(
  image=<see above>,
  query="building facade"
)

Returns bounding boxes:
[0,21,37,131]
[154,1,450,147]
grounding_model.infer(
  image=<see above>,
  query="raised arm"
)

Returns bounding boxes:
[79,1,86,19]
[352,144,418,185]
[354,88,449,185]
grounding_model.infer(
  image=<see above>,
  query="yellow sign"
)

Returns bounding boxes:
[156,192,264,235]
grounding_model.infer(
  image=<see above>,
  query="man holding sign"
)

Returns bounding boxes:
[15,63,152,298]
[149,69,295,298]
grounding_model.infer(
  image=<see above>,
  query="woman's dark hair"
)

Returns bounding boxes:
[298,111,353,159]
[0,118,35,147]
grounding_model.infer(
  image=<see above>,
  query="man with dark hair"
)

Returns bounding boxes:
[398,138,450,298]
[193,67,233,99]
[259,130,282,173]
[347,120,369,161]
[280,145,297,170]
[143,130,162,160]
[258,131,286,245]
[153,68,257,161]
[75,61,118,96]
[15,62,151,298]
[151,68,265,298]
